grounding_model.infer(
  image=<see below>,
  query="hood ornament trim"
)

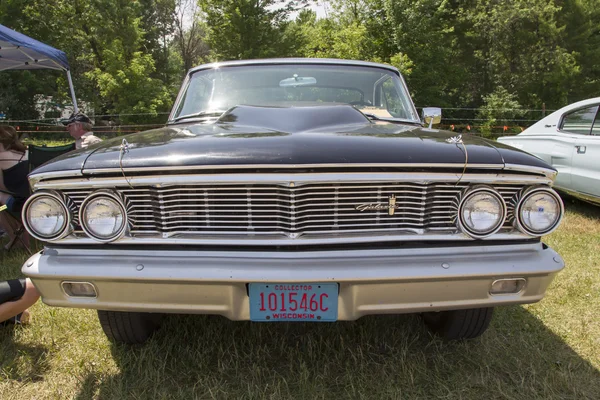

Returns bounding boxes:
[446,134,463,144]
[446,134,468,186]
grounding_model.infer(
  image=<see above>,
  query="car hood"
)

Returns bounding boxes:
[32,105,553,175]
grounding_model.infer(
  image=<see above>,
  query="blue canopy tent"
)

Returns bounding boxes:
[0,23,79,113]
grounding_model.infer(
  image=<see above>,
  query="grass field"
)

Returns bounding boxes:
[1,198,599,399]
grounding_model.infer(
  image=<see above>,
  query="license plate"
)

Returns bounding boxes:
[249,283,338,322]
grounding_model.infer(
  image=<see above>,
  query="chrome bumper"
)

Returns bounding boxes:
[22,242,564,320]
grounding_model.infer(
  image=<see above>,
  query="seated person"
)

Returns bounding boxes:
[0,278,40,325]
[0,126,30,247]
[64,113,102,149]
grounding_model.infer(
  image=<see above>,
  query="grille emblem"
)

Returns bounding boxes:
[388,194,396,216]
[355,195,398,215]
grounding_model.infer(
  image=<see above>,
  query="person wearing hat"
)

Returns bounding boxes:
[64,113,102,149]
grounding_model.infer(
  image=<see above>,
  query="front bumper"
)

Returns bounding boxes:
[22,242,564,320]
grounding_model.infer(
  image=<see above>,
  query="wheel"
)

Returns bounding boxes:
[97,310,164,344]
[423,307,494,340]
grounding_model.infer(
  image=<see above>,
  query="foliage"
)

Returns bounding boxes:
[476,86,525,137]
[198,0,308,60]
[174,0,210,73]
[1,0,600,128]
[0,0,178,123]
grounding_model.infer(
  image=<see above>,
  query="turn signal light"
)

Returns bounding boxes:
[490,278,526,295]
[61,281,98,298]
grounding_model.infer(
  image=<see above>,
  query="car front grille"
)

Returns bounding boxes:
[63,181,523,239]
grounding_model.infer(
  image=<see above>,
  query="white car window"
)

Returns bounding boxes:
[561,105,599,135]
[593,110,600,136]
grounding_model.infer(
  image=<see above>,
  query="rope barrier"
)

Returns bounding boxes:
[2,107,547,136]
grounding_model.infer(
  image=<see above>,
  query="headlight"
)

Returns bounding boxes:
[23,191,71,241]
[516,187,563,236]
[458,187,507,238]
[80,191,127,242]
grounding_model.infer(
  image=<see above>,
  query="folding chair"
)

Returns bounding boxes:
[3,142,76,253]
[1,204,31,253]
[27,143,76,172]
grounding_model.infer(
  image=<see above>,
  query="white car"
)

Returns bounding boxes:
[498,97,600,204]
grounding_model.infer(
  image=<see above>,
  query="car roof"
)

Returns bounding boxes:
[188,58,401,75]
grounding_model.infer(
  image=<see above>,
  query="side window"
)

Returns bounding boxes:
[177,77,211,117]
[593,109,600,136]
[561,105,599,135]
[381,79,407,119]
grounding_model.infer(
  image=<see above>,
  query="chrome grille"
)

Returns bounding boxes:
[63,182,524,238]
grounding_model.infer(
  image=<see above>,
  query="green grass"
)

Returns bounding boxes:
[1,198,600,399]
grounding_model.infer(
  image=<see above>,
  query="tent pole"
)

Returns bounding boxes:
[66,70,79,114]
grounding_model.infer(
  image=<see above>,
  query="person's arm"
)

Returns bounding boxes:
[0,279,40,323]
[0,192,11,204]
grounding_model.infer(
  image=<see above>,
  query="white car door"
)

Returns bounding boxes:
[498,132,575,190]
[560,104,600,198]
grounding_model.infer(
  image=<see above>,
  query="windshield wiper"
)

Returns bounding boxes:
[362,112,382,121]
[170,110,226,123]
[362,113,422,126]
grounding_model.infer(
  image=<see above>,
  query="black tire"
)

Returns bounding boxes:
[423,307,494,340]
[97,310,163,344]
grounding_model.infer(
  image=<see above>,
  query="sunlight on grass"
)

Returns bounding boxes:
[1,198,599,399]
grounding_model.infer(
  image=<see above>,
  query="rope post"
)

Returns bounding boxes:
[66,70,79,114]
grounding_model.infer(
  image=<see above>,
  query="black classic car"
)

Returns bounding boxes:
[22,59,565,344]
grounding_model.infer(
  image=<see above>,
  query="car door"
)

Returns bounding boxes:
[559,104,600,197]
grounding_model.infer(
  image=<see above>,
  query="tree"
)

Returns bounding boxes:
[453,0,580,110]
[174,0,210,72]
[139,0,178,85]
[0,0,176,122]
[198,0,309,60]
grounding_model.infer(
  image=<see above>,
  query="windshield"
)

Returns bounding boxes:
[171,64,419,122]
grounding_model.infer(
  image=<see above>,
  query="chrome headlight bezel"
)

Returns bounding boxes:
[457,186,507,239]
[22,190,72,241]
[514,186,563,237]
[79,190,128,243]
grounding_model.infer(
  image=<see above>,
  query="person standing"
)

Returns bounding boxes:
[64,113,102,149]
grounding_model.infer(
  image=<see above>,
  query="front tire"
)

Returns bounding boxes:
[423,307,494,340]
[97,310,163,344]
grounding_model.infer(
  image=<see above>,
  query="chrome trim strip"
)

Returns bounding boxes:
[29,169,83,190]
[168,73,191,121]
[503,164,557,180]
[29,164,557,186]
[80,163,506,175]
[33,172,552,190]
[398,72,420,122]
[187,58,401,76]
[554,186,600,205]
[47,231,534,246]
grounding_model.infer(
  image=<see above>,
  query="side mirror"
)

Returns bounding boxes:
[422,107,442,129]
